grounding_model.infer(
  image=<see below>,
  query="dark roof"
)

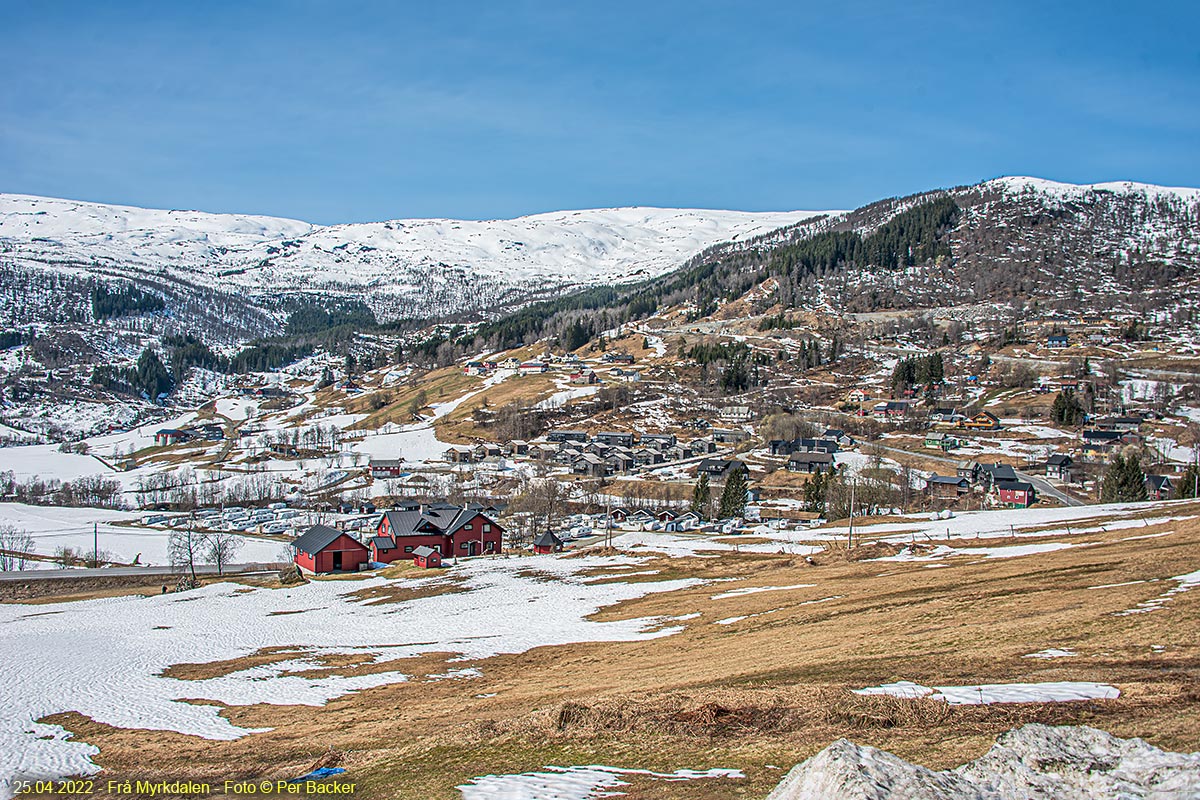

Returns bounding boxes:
[369,536,395,549]
[788,451,834,463]
[927,474,967,485]
[1083,429,1123,441]
[1146,475,1172,490]
[381,505,492,538]
[533,532,563,547]
[412,545,439,558]
[995,480,1035,493]
[1047,454,1073,466]
[980,463,1018,481]
[293,524,363,555]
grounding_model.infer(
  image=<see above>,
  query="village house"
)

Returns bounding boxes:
[547,429,589,443]
[846,388,871,404]
[822,429,854,447]
[719,406,754,422]
[1081,429,1133,456]
[1045,454,1075,481]
[872,400,911,420]
[1047,334,1070,349]
[506,440,529,456]
[712,428,749,443]
[978,462,1019,490]
[956,460,982,483]
[1094,416,1144,434]
[697,458,749,478]
[569,370,599,385]
[154,428,193,447]
[605,452,635,474]
[1145,475,1174,501]
[925,474,970,499]
[924,432,960,451]
[595,431,635,448]
[960,411,1001,431]
[602,351,635,364]
[688,437,718,456]
[463,361,489,376]
[769,437,839,457]
[517,361,549,376]
[369,458,405,479]
[443,445,473,463]
[786,451,835,474]
[292,524,371,574]
[641,433,677,449]
[573,453,608,477]
[371,503,503,562]
[994,479,1037,508]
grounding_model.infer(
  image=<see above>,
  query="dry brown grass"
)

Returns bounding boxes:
[29,512,1200,799]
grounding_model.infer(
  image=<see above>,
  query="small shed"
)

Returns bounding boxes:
[412,545,443,569]
[532,532,564,554]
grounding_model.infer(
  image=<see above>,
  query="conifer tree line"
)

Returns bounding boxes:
[890,352,944,391]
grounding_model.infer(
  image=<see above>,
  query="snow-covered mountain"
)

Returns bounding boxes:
[0,193,829,318]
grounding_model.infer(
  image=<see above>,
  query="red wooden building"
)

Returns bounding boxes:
[532,531,564,554]
[369,503,503,563]
[995,480,1036,508]
[412,545,443,568]
[292,524,370,574]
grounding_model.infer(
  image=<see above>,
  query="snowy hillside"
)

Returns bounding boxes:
[0,193,827,317]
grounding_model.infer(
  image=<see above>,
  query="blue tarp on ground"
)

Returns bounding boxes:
[289,768,345,783]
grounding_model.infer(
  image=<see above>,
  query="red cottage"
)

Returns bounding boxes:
[292,524,370,574]
[532,531,564,554]
[412,545,443,568]
[370,503,504,563]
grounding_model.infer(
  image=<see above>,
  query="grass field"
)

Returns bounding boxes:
[17,503,1200,799]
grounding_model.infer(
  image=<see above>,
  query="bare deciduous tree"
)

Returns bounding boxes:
[0,524,35,571]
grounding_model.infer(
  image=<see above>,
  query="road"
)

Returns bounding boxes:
[0,562,285,582]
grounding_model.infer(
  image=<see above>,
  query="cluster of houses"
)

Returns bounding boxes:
[430,428,742,478]
[291,501,505,573]
[154,423,225,447]
[768,429,854,474]
[924,461,1037,507]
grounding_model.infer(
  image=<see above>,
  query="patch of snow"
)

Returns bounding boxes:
[853,680,1118,705]
[459,765,743,800]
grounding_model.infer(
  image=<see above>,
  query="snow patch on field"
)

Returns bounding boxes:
[711,584,816,600]
[853,680,1118,705]
[458,765,743,800]
[1115,568,1200,616]
[0,554,698,792]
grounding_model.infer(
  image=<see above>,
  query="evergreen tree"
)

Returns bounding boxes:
[719,468,749,519]
[803,470,830,513]
[1100,454,1148,502]
[1177,464,1200,499]
[1051,389,1086,426]
[132,348,173,400]
[691,473,711,519]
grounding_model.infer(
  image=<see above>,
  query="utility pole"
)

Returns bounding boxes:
[93,522,98,568]
[847,479,855,550]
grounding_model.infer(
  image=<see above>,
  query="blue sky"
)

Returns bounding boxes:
[2,1,1198,223]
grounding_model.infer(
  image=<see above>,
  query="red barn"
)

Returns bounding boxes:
[412,545,443,568]
[292,524,370,574]
[370,503,503,563]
